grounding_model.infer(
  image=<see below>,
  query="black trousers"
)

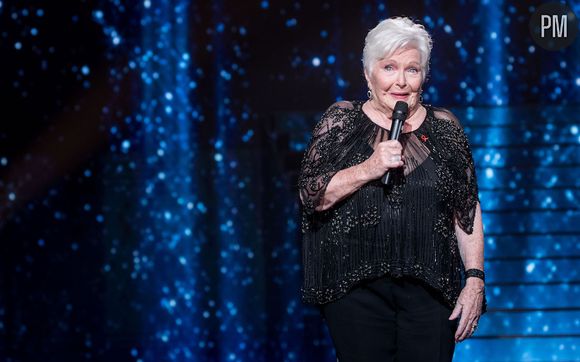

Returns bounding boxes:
[320,275,458,362]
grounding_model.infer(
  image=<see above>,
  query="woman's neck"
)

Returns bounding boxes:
[363,100,426,132]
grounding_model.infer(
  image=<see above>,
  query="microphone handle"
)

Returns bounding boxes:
[381,169,392,184]
[381,119,404,185]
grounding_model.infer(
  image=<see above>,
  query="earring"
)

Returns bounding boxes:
[367,89,373,100]
[419,90,423,104]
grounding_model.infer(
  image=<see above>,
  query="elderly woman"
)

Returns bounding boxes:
[298,17,486,362]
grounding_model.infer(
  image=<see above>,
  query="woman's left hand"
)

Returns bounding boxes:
[449,278,485,343]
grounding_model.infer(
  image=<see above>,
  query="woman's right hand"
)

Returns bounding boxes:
[361,140,405,180]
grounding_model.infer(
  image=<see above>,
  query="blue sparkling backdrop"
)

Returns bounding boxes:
[0,0,579,361]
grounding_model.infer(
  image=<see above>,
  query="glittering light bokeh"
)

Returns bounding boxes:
[0,1,579,361]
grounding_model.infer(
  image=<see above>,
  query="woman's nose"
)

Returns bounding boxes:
[396,71,407,87]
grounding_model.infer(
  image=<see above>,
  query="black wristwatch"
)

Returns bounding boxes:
[465,268,485,282]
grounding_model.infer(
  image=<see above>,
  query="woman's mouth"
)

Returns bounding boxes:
[390,93,409,100]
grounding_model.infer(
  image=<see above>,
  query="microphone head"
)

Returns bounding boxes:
[393,101,409,120]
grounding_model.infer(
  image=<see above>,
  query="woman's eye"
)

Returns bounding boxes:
[384,65,394,71]
[408,67,419,73]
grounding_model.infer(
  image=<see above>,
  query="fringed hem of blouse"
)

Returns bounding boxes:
[301,262,487,313]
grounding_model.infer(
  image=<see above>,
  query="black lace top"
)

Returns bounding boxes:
[298,100,484,310]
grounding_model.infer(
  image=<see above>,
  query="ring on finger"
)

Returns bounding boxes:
[390,155,401,162]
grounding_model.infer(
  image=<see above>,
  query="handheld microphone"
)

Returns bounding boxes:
[381,101,409,185]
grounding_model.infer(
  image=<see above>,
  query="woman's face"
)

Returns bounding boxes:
[365,47,424,116]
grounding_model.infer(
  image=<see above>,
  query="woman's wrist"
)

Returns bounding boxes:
[465,278,485,295]
[465,269,485,291]
[465,268,485,282]
[358,160,376,182]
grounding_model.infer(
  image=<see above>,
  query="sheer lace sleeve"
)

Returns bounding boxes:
[434,108,480,234]
[298,101,355,215]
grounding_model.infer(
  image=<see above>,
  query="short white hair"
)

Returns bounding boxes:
[362,17,433,81]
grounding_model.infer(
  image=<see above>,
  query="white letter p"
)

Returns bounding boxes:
[541,15,552,37]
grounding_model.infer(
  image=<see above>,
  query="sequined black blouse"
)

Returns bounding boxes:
[298,100,483,310]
